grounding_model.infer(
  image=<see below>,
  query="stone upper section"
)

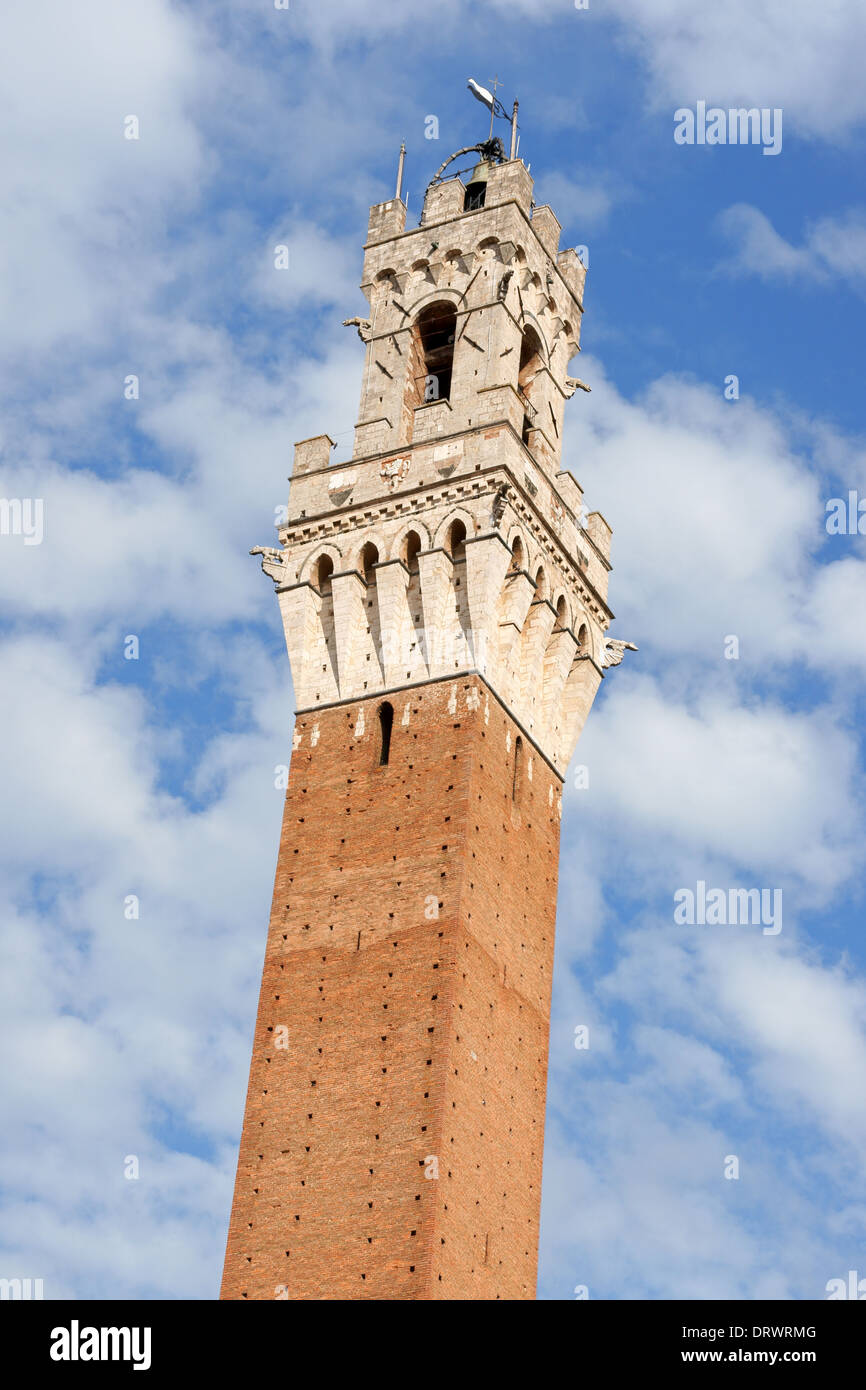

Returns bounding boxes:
[354,157,586,478]
[253,152,620,777]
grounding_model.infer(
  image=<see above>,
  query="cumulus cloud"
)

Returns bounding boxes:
[718,204,866,287]
[0,632,287,1296]
[533,170,624,232]
[605,0,866,141]
[0,0,206,357]
[570,675,862,893]
[562,357,866,678]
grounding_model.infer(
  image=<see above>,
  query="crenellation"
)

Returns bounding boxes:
[586,509,613,562]
[529,205,561,257]
[482,158,534,217]
[419,177,465,226]
[555,246,586,302]
[293,434,335,475]
[367,197,408,244]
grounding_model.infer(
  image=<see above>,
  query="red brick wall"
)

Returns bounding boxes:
[220,675,562,1300]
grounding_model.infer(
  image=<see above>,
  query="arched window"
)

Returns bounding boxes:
[360,542,379,584]
[512,735,523,801]
[315,553,334,593]
[403,530,422,572]
[577,623,589,655]
[446,518,467,561]
[378,701,394,766]
[518,326,544,445]
[554,595,567,630]
[416,301,457,403]
[509,536,524,572]
[519,326,543,389]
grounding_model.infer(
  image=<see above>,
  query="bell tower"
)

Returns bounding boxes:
[221,126,633,1301]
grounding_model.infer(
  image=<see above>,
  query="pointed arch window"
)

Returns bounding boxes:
[415,301,457,404]
[446,519,467,561]
[360,542,379,584]
[518,326,544,445]
[315,554,334,594]
[403,530,422,572]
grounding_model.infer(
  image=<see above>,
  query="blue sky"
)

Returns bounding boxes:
[0,0,864,1301]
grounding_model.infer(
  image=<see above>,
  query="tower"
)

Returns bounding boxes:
[222,128,631,1301]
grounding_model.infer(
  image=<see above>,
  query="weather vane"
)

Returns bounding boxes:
[424,79,520,197]
[467,75,520,166]
[467,75,510,140]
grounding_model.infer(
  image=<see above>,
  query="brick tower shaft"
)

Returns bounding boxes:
[221,677,560,1299]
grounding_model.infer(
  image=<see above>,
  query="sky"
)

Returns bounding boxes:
[0,0,864,1301]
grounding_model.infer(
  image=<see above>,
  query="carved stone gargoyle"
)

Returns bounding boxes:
[250,546,285,582]
[602,639,638,669]
[342,316,373,342]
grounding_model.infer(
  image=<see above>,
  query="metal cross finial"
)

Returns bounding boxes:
[487,74,503,138]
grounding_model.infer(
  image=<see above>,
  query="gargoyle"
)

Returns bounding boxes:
[564,377,591,398]
[250,545,285,582]
[491,483,509,524]
[602,639,638,668]
[497,269,513,301]
[342,316,373,342]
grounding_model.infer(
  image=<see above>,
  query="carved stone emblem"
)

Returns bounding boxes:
[380,456,410,490]
[328,471,357,504]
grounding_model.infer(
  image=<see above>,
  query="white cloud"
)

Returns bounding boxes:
[0,0,206,356]
[717,204,816,280]
[0,632,287,1296]
[540,1098,814,1299]
[567,366,801,648]
[564,358,866,678]
[606,0,866,141]
[713,940,866,1144]
[718,204,866,285]
[533,170,623,233]
[572,675,862,892]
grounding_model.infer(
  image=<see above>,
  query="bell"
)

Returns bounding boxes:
[464,159,491,211]
[468,159,491,187]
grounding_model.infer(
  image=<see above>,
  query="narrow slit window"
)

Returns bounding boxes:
[512,735,523,801]
[378,702,394,766]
